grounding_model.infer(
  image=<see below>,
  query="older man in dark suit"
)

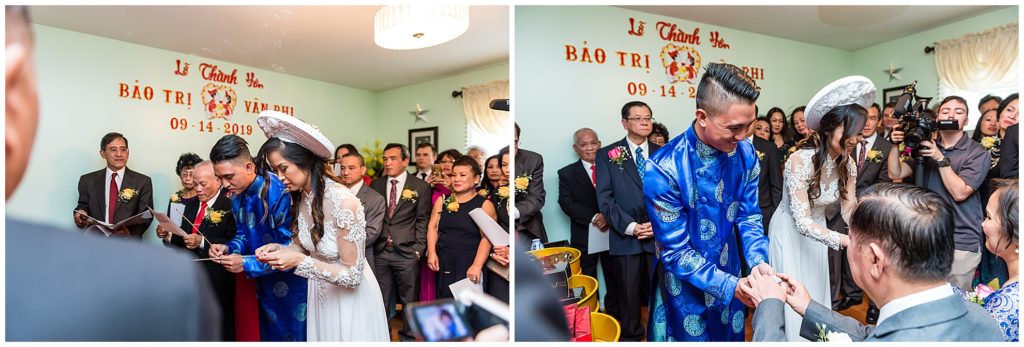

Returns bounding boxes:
[73,132,154,238]
[746,184,1002,342]
[339,152,385,269]
[370,143,431,341]
[6,6,220,340]
[155,161,237,340]
[513,123,548,243]
[750,135,782,230]
[558,127,617,313]
[595,101,660,341]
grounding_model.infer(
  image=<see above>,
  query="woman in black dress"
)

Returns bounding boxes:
[426,156,497,298]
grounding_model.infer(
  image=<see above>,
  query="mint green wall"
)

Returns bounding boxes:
[8,24,508,244]
[852,6,1018,105]
[516,5,854,246]
[375,62,510,160]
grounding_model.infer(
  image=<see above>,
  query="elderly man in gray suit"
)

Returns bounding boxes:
[338,152,385,269]
[743,183,1002,342]
[6,6,220,341]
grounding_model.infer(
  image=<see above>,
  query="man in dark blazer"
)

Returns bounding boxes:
[370,143,431,341]
[595,101,660,341]
[749,184,1002,342]
[339,152,386,269]
[558,127,617,313]
[6,7,220,340]
[513,123,548,243]
[750,135,782,230]
[73,132,154,238]
[827,103,891,321]
[157,161,236,340]
[994,123,1018,179]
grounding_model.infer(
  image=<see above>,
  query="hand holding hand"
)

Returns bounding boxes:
[255,243,283,262]
[778,273,812,316]
[262,249,305,271]
[491,246,509,266]
[734,277,755,308]
[739,268,787,307]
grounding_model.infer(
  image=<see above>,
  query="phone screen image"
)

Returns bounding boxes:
[412,302,470,342]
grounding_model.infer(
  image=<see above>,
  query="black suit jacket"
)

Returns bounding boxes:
[355,184,386,268]
[557,160,601,253]
[752,137,783,229]
[75,168,154,238]
[370,174,432,259]
[995,123,1018,179]
[855,137,893,194]
[515,149,547,242]
[168,189,236,259]
[595,138,659,256]
[6,218,220,341]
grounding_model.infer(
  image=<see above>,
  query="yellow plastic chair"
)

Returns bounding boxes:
[590,312,621,342]
[568,274,599,312]
[528,247,582,275]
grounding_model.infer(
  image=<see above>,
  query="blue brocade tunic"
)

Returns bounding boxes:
[644,126,770,341]
[984,281,1019,342]
[226,174,308,341]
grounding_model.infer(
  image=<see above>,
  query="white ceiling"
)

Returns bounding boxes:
[618,5,1008,51]
[29,5,509,91]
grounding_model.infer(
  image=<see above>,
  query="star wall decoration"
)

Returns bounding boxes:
[410,103,429,122]
[884,62,903,82]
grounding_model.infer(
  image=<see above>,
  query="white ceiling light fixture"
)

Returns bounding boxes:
[374,5,469,50]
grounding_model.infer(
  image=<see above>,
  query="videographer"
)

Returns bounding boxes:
[887,95,991,291]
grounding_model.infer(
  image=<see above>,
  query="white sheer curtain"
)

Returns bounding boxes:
[935,23,1019,128]
[462,80,510,154]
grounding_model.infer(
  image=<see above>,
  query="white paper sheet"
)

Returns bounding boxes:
[148,207,189,237]
[449,277,484,303]
[587,223,609,254]
[169,203,186,228]
[468,208,509,247]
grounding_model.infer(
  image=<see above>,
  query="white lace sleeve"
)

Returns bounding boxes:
[841,158,858,225]
[785,151,842,250]
[294,188,367,288]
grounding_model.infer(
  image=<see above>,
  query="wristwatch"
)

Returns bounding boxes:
[936,157,951,167]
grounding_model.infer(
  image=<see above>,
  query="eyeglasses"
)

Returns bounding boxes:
[626,116,655,123]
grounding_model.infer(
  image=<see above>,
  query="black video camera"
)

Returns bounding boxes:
[892,81,935,150]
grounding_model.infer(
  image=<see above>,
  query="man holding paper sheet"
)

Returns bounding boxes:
[158,161,237,340]
[72,132,154,238]
[558,127,617,313]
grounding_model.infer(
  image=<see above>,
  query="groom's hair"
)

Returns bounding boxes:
[695,63,760,117]
[210,134,253,165]
[850,183,954,282]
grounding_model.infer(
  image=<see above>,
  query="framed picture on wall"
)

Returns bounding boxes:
[409,127,439,153]
[883,84,911,105]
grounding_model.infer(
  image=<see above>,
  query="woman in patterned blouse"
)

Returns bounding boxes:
[980,178,1019,342]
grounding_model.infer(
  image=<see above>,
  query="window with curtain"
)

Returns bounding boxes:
[935,23,1018,130]
[462,79,511,156]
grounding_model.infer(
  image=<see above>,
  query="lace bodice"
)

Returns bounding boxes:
[781,149,857,250]
[292,178,369,290]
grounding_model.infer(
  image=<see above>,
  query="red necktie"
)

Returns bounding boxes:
[108,172,118,223]
[192,201,207,234]
[590,164,596,189]
[388,179,398,219]
[857,140,868,173]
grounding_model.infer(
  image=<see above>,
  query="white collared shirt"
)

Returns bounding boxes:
[386,171,409,208]
[876,283,954,327]
[414,168,431,181]
[580,160,596,186]
[104,167,126,223]
[858,132,879,161]
[347,180,364,194]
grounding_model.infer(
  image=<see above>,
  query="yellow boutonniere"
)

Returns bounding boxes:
[497,186,510,201]
[514,174,531,195]
[400,188,418,203]
[119,188,137,202]
[478,188,489,197]
[981,136,1000,150]
[169,192,181,203]
[442,195,459,213]
[756,150,766,162]
[866,149,884,163]
[205,210,228,224]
